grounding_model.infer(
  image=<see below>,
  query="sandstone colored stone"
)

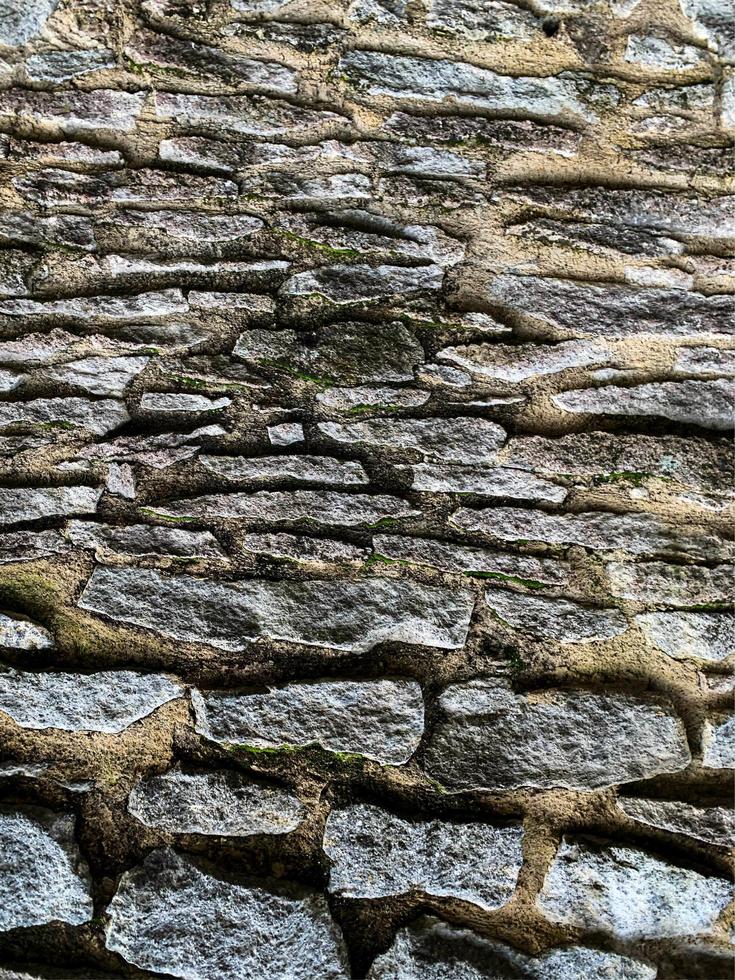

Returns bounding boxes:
[0,613,54,650]
[617,798,735,848]
[65,521,226,559]
[425,682,690,791]
[0,487,101,526]
[0,397,129,435]
[105,848,348,979]
[128,766,305,836]
[324,803,523,909]
[318,418,506,463]
[79,567,475,652]
[485,589,628,644]
[0,669,183,733]
[194,679,424,763]
[0,808,92,932]
[538,837,733,938]
[635,611,733,662]
[199,455,368,485]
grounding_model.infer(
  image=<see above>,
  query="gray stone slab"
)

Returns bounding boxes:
[199,455,368,485]
[635,611,733,662]
[617,798,735,848]
[318,418,506,463]
[0,613,54,650]
[65,521,226,559]
[0,487,101,526]
[485,589,628,643]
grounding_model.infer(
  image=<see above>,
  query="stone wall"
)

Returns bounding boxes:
[0,0,732,976]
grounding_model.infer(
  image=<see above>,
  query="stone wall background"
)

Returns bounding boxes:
[0,0,732,976]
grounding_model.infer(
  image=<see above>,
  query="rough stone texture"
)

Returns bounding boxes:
[425,682,691,791]
[324,804,523,909]
[194,679,424,763]
[0,613,54,650]
[635,611,733,662]
[538,838,734,939]
[0,487,101,527]
[485,589,628,644]
[617,798,735,848]
[318,418,506,463]
[79,567,474,652]
[128,766,306,836]
[65,521,226,559]
[199,454,368,485]
[105,849,348,979]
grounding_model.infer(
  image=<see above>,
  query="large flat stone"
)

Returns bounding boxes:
[702,713,735,769]
[0,613,54,651]
[154,91,345,136]
[0,0,58,45]
[438,340,614,382]
[105,848,348,979]
[485,589,628,643]
[635,611,733,662]
[128,766,305,836]
[0,397,129,435]
[408,464,567,501]
[0,487,101,526]
[78,567,475,652]
[425,682,690,791]
[66,521,226,559]
[0,669,183,733]
[538,838,733,938]
[607,561,734,604]
[0,90,145,137]
[193,678,424,763]
[617,798,735,848]
[0,289,188,322]
[318,418,506,463]
[42,356,149,397]
[199,455,368,485]
[280,263,443,304]
[0,807,93,932]
[324,803,523,909]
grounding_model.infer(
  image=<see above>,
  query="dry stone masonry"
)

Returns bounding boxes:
[0,0,732,976]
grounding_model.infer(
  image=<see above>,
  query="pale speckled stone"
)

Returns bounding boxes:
[128,766,305,836]
[0,487,101,526]
[680,0,735,61]
[65,521,226,559]
[0,397,129,435]
[316,385,429,411]
[617,798,735,848]
[242,532,367,564]
[425,682,690,791]
[702,713,735,769]
[409,464,567,501]
[153,92,345,137]
[0,90,145,137]
[267,422,303,445]
[113,209,263,242]
[367,917,657,979]
[24,49,116,82]
[79,567,475,653]
[281,263,443,304]
[372,534,569,585]
[674,346,735,377]
[194,678,424,763]
[427,0,539,41]
[485,589,628,644]
[635,611,733,662]
[200,455,368,485]
[140,393,231,414]
[0,808,93,932]
[0,0,59,45]
[624,33,707,70]
[553,380,735,430]
[450,505,730,560]
[105,848,348,979]
[325,803,522,909]
[0,613,54,650]
[438,340,614,382]
[538,837,733,938]
[0,529,70,564]
[0,289,188,322]
[607,561,734,604]
[42,356,149,397]
[0,669,183,733]
[318,418,506,463]
[147,489,419,527]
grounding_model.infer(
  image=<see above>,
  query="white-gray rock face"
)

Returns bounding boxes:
[485,589,628,644]
[242,532,367,564]
[451,506,729,561]
[318,418,506,463]
[0,397,129,435]
[78,567,475,652]
[427,0,540,41]
[635,611,733,662]
[617,798,735,848]
[324,804,523,909]
[193,679,424,764]
[65,521,226,559]
[281,263,443,304]
[367,917,657,979]
[0,0,58,45]
[372,534,569,585]
[128,766,305,836]
[438,340,614,382]
[702,713,735,769]
[139,393,231,414]
[0,529,70,564]
[0,487,101,527]
[0,807,93,932]
[425,682,691,791]
[408,464,567,501]
[0,289,187,322]
[105,848,348,979]
[538,838,734,939]
[316,385,429,412]
[42,356,149,397]
[114,209,264,242]
[24,49,116,82]
[0,669,183,733]
[146,490,419,527]
[553,380,735,430]
[624,32,707,70]
[674,346,735,378]
[0,613,54,650]
[153,92,344,138]
[199,455,368,486]
[607,561,734,604]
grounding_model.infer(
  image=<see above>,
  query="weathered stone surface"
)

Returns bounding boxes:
[199,454,368,485]
[0,0,58,45]
[0,397,129,435]
[154,91,345,137]
[0,808,93,932]
[15,169,237,207]
[372,534,569,585]
[0,212,95,251]
[325,804,523,909]
[367,918,657,979]
[0,529,70,563]
[674,347,735,377]
[680,0,734,60]
[79,567,475,652]
[128,766,305,836]
[281,263,443,304]
[0,487,101,527]
[0,669,183,732]
[607,561,734,604]
[0,289,188,322]
[147,489,418,527]
[635,611,733,662]
[488,275,734,340]
[385,112,581,156]
[194,679,424,763]
[42,356,149,397]
[617,798,735,848]
[318,418,506,463]
[438,340,614,381]
[425,682,690,791]
[624,32,707,69]
[24,49,116,82]
[65,521,226,559]
[409,464,567,501]
[485,589,628,644]
[702,713,735,769]
[451,505,730,560]
[340,52,602,126]
[427,0,540,40]
[139,393,231,414]
[105,848,348,979]
[242,532,367,564]
[0,613,54,650]
[316,385,429,411]
[267,422,304,445]
[538,838,734,938]
[113,209,264,242]
[0,90,145,136]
